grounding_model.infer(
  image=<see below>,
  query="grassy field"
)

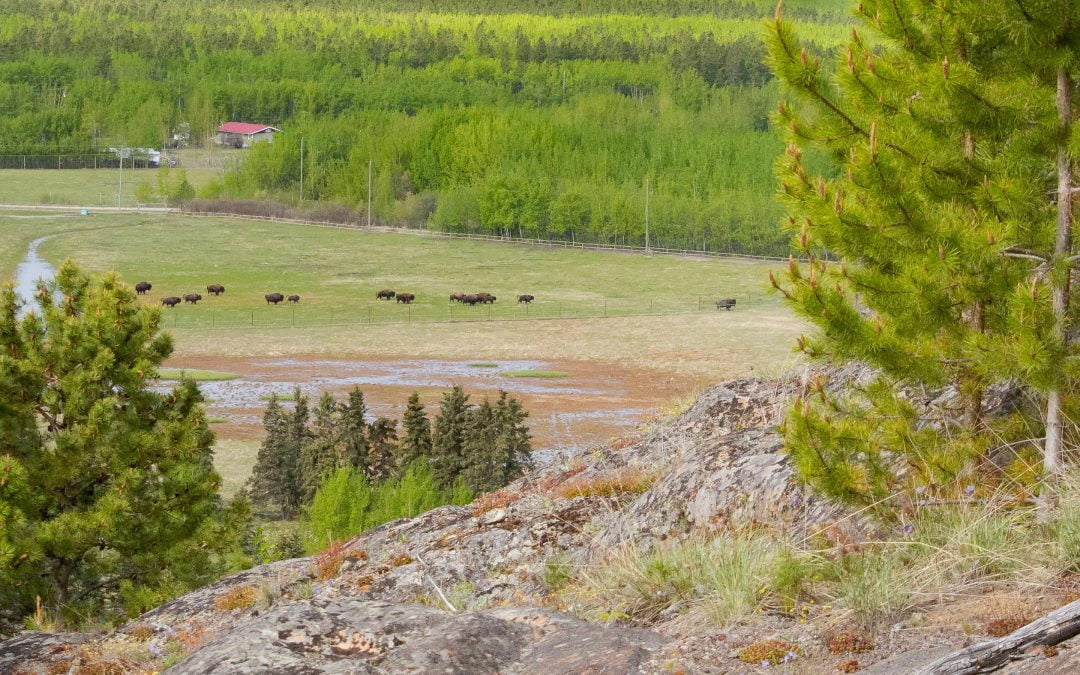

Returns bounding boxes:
[0,168,220,207]
[1,211,804,379]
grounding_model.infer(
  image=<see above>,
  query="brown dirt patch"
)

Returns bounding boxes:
[165,353,697,455]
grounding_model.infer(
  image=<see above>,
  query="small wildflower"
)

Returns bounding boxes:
[903,523,915,535]
[148,643,163,656]
[964,485,975,496]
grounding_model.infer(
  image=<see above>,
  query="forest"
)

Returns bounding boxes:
[0,0,847,253]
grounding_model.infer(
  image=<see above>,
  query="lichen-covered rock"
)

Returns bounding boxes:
[0,631,94,674]
[170,599,665,674]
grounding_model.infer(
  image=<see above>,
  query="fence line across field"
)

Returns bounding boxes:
[159,294,765,331]
[0,154,159,170]
[181,210,800,264]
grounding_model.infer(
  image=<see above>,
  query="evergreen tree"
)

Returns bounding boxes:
[0,264,238,625]
[430,386,471,487]
[367,417,399,481]
[493,390,533,486]
[340,387,370,473]
[766,1,1077,504]
[461,398,501,493]
[248,394,301,519]
[399,392,432,467]
[299,392,342,504]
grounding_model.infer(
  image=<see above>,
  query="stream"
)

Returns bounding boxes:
[13,236,57,315]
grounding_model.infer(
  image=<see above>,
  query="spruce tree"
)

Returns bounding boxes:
[366,417,399,481]
[430,386,471,487]
[461,399,501,494]
[399,392,432,468]
[0,264,235,624]
[248,394,301,519]
[494,391,533,486]
[299,392,342,504]
[340,387,370,473]
[766,1,1078,503]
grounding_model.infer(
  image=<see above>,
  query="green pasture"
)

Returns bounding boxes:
[0,211,805,379]
[21,213,783,321]
[0,168,220,208]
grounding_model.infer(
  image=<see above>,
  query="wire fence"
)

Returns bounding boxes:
[157,293,767,331]
[0,154,160,170]
[182,210,797,263]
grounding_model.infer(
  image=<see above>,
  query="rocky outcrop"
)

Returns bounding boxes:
[3,366,1030,673]
[173,600,666,674]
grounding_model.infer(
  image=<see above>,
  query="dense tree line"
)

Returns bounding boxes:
[247,386,532,520]
[0,0,845,254]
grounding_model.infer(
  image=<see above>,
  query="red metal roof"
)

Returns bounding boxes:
[217,122,279,134]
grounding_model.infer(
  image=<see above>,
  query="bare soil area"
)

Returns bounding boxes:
[164,353,697,456]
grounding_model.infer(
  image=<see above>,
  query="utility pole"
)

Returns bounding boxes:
[367,159,373,228]
[644,176,651,256]
[299,136,304,202]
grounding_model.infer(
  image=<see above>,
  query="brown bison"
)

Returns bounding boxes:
[287,294,300,303]
[376,289,395,300]
[715,298,737,311]
[450,292,466,303]
[517,294,535,304]
[462,294,480,305]
[396,292,416,304]
[265,293,285,305]
[135,281,152,295]
[207,284,225,296]
[184,293,203,304]
[161,296,181,307]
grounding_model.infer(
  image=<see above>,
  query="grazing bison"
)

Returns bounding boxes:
[715,298,737,311]
[287,294,300,303]
[517,294,535,304]
[135,281,152,295]
[450,292,466,303]
[462,294,480,305]
[265,293,285,305]
[376,289,395,300]
[473,292,496,304]
[161,296,181,307]
[184,293,203,304]
[396,292,416,304]
[207,284,225,296]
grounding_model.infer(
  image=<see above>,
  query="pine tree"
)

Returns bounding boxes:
[298,392,342,504]
[430,386,471,487]
[340,387,369,473]
[765,1,1077,503]
[366,417,399,481]
[0,263,237,624]
[399,392,432,468]
[248,394,301,519]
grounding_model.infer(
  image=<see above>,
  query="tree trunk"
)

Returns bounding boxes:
[1045,67,1073,475]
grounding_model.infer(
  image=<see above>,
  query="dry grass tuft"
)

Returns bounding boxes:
[314,539,351,581]
[212,585,258,611]
[125,624,153,641]
[837,658,861,673]
[552,468,654,499]
[985,614,1031,637]
[390,553,414,567]
[471,488,524,516]
[737,639,799,665]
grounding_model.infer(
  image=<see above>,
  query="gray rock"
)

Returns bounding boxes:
[171,598,666,674]
[0,631,94,674]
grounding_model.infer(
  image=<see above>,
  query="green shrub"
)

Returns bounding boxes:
[304,461,471,552]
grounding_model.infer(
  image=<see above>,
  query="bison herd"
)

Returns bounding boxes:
[145,281,533,311]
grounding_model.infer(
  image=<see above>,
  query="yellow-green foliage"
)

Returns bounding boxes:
[554,469,654,499]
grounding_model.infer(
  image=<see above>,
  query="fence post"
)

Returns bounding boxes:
[292,308,295,326]
[368,307,373,324]
[211,311,214,328]
[408,305,411,323]
[250,311,254,327]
